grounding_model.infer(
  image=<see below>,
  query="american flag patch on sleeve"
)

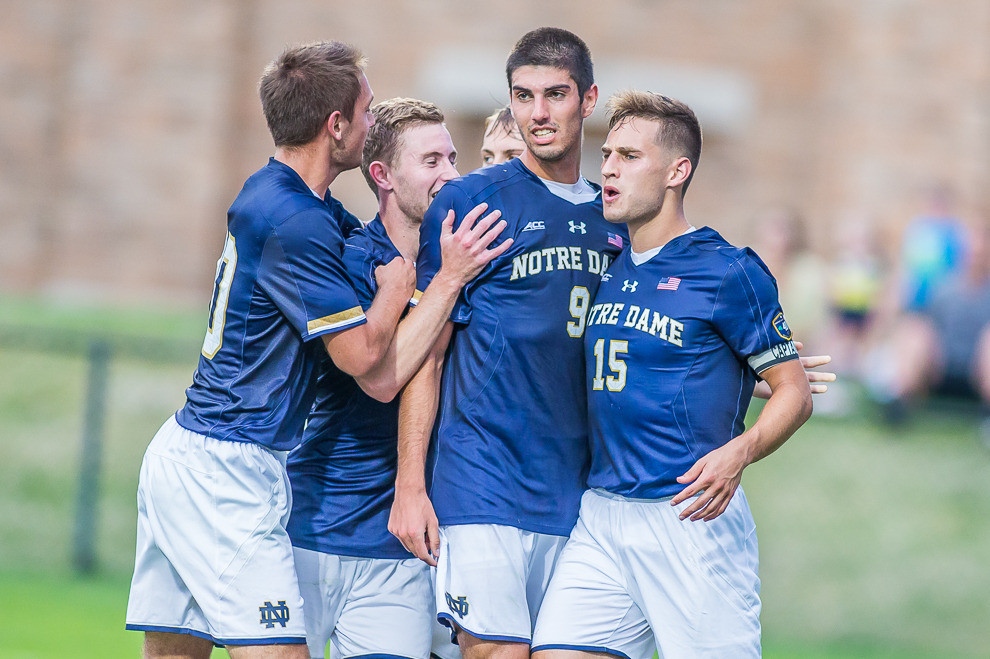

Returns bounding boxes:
[657,277,681,291]
[607,232,623,248]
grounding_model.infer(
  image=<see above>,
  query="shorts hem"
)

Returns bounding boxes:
[125,623,306,646]
[126,624,215,643]
[437,613,529,644]
[531,643,631,659]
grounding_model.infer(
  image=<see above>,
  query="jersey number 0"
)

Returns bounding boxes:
[201,232,238,359]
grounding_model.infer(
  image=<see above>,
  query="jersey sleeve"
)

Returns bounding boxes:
[258,209,366,341]
[416,183,476,322]
[341,242,379,311]
[711,250,798,374]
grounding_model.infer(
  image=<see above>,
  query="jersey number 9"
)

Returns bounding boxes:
[567,286,591,338]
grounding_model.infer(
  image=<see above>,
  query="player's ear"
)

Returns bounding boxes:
[368,161,392,192]
[326,110,345,141]
[581,83,599,119]
[668,156,692,190]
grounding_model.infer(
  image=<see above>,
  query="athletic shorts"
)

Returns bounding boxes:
[435,524,568,644]
[532,488,761,659]
[125,415,306,646]
[429,567,462,659]
[293,547,436,658]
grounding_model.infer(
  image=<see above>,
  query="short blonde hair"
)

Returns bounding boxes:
[361,98,445,196]
[606,90,702,194]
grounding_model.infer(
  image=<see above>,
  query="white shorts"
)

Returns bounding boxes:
[532,488,761,659]
[430,615,461,659]
[125,415,306,645]
[293,547,436,658]
[429,567,462,659]
[435,524,569,644]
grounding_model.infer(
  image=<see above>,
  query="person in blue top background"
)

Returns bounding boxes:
[531,91,813,659]
[287,97,489,659]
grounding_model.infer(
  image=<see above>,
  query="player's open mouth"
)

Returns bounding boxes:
[603,186,620,203]
[530,127,557,144]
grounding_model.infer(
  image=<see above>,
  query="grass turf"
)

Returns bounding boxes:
[1,295,988,657]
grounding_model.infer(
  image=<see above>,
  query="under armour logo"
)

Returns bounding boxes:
[446,592,470,618]
[568,221,587,234]
[622,280,638,292]
[259,600,290,628]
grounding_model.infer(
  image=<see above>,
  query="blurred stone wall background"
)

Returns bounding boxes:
[2,0,988,305]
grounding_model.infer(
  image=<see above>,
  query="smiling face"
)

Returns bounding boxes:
[389,121,458,224]
[600,116,674,226]
[509,65,595,166]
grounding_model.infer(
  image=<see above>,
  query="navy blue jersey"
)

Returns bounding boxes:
[585,228,798,499]
[287,217,408,559]
[176,158,366,451]
[327,193,362,239]
[418,158,625,536]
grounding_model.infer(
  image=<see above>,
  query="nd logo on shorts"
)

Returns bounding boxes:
[259,600,290,628]
[445,592,469,618]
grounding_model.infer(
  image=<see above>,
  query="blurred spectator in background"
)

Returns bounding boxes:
[752,207,829,352]
[897,184,969,313]
[870,219,990,432]
[479,105,525,166]
[825,211,885,378]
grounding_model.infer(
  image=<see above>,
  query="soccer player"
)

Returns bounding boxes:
[530,91,813,658]
[286,97,469,659]
[480,105,525,166]
[125,43,503,659]
[390,28,620,657]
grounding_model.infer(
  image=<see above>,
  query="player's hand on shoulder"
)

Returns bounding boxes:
[375,256,416,299]
[437,203,513,286]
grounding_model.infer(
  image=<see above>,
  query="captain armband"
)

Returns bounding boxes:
[748,341,798,375]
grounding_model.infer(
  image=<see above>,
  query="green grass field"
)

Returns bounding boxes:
[1,296,988,657]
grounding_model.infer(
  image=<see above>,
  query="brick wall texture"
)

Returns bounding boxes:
[3,0,988,305]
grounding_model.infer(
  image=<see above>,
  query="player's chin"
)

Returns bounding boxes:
[602,204,626,224]
[527,141,568,162]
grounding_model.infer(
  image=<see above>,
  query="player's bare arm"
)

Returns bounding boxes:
[322,255,415,391]
[387,323,451,566]
[672,358,813,521]
[753,340,835,398]
[353,203,511,402]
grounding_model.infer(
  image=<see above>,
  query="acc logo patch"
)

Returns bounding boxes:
[772,312,792,340]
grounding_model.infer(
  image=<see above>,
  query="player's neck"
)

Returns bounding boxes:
[628,201,690,254]
[379,201,420,261]
[519,148,582,185]
[274,142,341,197]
